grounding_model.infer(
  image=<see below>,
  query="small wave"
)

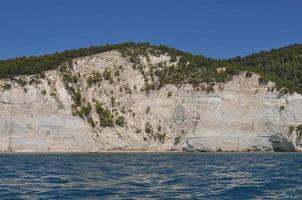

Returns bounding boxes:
[0,152,301,199]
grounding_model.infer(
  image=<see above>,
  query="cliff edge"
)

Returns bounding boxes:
[1,47,302,152]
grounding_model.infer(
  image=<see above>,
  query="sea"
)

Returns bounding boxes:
[0,152,301,199]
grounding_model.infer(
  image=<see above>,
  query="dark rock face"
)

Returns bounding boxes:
[269,135,295,152]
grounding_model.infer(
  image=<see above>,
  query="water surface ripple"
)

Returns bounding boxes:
[0,152,301,199]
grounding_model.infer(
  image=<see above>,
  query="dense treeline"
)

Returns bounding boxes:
[1,42,302,93]
[150,43,302,93]
[0,42,139,78]
[232,44,302,93]
[0,42,190,78]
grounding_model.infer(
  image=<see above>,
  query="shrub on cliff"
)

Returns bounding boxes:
[103,68,113,83]
[145,122,153,134]
[157,133,166,143]
[95,102,114,127]
[115,116,125,127]
[174,136,181,145]
[78,104,91,117]
[296,124,302,132]
[2,83,11,91]
[87,118,96,128]
[288,125,295,134]
[245,71,253,78]
[258,76,269,85]
[87,71,102,87]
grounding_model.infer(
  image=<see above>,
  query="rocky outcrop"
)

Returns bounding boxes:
[1,50,302,152]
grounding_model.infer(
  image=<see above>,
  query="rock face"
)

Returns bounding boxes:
[0,50,302,152]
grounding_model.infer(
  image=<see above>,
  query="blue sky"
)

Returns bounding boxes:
[0,0,301,59]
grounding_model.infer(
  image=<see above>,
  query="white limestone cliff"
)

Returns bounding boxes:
[0,50,301,152]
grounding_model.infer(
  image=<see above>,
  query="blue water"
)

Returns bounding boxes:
[0,153,301,199]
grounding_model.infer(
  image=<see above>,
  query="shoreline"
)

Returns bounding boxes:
[0,150,300,154]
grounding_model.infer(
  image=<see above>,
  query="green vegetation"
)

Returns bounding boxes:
[0,43,139,78]
[288,124,302,138]
[111,96,115,107]
[230,44,302,93]
[15,78,27,87]
[2,83,11,91]
[174,136,181,145]
[206,85,215,93]
[297,124,302,132]
[258,76,269,85]
[87,117,96,128]
[77,104,92,118]
[103,68,113,83]
[145,122,153,134]
[288,125,295,134]
[29,76,42,85]
[297,125,302,138]
[95,101,114,127]
[87,71,102,87]
[245,71,253,78]
[115,116,126,127]
[121,43,302,93]
[1,42,302,93]
[157,133,166,143]
[60,63,84,114]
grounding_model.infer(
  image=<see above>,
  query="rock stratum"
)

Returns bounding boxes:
[1,49,302,152]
